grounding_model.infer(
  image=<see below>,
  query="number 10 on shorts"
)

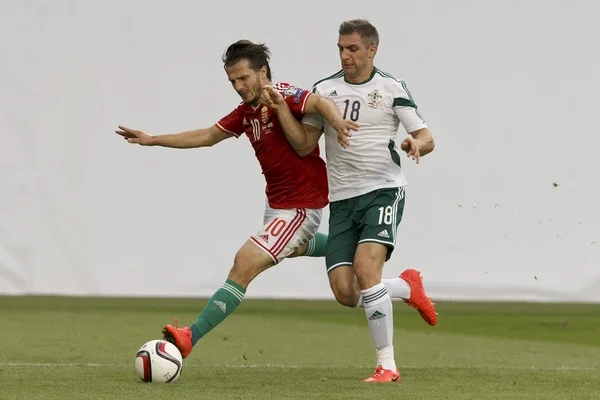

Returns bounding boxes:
[265,218,286,237]
[251,208,317,264]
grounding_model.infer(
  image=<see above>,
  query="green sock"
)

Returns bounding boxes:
[190,279,246,345]
[303,232,328,257]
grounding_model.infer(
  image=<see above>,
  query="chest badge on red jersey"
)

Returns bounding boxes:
[283,86,298,96]
[261,106,269,124]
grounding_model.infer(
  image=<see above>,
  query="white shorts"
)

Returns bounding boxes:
[250,202,322,264]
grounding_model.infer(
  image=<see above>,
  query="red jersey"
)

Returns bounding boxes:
[216,82,329,209]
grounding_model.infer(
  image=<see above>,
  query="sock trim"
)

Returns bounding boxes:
[363,288,387,305]
[222,283,244,302]
[225,279,246,293]
[305,237,316,256]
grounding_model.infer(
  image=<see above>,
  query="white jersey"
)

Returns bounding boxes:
[303,68,427,202]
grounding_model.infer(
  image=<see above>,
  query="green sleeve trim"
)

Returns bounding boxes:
[393,97,416,108]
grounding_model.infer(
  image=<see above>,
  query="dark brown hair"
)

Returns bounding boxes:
[222,40,272,80]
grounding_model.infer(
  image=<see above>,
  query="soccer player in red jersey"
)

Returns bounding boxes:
[115,40,358,358]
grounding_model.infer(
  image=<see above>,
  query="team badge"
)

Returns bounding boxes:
[367,89,383,108]
[261,106,269,123]
[293,88,307,104]
[283,86,298,97]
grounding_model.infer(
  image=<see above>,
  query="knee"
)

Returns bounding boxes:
[353,254,383,289]
[228,242,275,287]
[353,243,388,288]
[233,248,251,268]
[228,251,256,287]
[353,265,372,286]
[330,277,357,308]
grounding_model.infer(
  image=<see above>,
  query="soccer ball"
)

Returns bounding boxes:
[135,339,183,383]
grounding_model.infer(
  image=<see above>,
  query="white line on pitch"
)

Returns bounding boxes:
[0,362,597,371]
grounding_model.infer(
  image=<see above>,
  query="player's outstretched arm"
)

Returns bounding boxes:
[115,125,231,149]
[304,95,359,149]
[261,85,322,156]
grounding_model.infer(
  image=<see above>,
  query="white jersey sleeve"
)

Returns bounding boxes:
[393,81,427,133]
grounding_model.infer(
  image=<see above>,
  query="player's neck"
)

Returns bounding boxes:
[345,65,375,84]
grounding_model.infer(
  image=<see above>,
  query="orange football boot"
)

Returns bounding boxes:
[400,268,438,326]
[363,365,401,383]
[162,317,193,358]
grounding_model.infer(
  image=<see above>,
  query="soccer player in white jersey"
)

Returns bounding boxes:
[260,20,437,382]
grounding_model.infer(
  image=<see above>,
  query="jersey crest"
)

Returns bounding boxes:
[367,89,383,109]
[261,106,269,124]
[283,86,298,96]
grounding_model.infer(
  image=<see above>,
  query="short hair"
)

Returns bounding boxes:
[222,40,272,80]
[339,19,379,46]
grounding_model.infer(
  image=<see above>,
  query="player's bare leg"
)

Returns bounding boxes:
[162,240,273,358]
[353,242,400,383]
[227,239,276,287]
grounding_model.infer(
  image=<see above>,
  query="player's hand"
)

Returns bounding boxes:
[331,118,359,149]
[115,125,155,146]
[260,85,285,109]
[401,136,421,164]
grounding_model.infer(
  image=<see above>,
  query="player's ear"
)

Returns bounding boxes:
[368,45,378,59]
[259,65,268,79]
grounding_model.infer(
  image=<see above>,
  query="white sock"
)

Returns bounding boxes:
[354,292,363,308]
[362,283,396,371]
[376,346,396,372]
[355,278,410,308]
[382,278,411,300]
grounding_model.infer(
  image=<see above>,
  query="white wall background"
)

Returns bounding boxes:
[1,0,599,302]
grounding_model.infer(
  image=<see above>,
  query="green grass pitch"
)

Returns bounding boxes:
[1,296,599,399]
